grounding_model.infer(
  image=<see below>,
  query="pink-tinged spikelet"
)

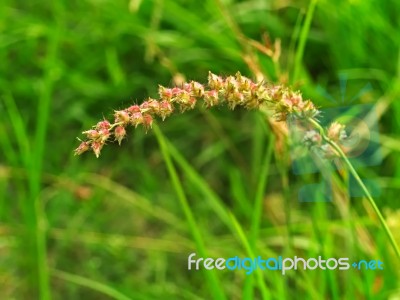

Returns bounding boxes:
[75,71,322,157]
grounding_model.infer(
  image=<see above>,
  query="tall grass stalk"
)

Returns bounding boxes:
[153,124,226,299]
[243,135,274,299]
[26,2,64,298]
[250,135,274,246]
[307,117,400,260]
[229,212,270,299]
[292,0,318,83]
[52,269,131,300]
[3,88,52,299]
[164,133,272,298]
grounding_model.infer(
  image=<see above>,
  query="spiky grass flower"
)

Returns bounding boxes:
[74,71,400,261]
[74,71,322,158]
[300,121,351,159]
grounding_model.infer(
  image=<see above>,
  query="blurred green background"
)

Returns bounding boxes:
[1,0,400,299]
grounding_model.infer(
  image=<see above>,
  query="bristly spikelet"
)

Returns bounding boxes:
[75,71,326,158]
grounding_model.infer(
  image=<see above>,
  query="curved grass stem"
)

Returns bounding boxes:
[307,117,400,260]
[153,124,226,300]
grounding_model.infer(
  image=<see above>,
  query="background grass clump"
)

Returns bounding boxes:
[0,0,400,299]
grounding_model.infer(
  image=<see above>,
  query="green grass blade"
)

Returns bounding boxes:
[165,138,233,229]
[243,135,274,300]
[153,124,226,300]
[1,92,31,165]
[51,269,132,300]
[162,124,276,298]
[292,0,318,83]
[229,212,270,300]
[250,136,274,246]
